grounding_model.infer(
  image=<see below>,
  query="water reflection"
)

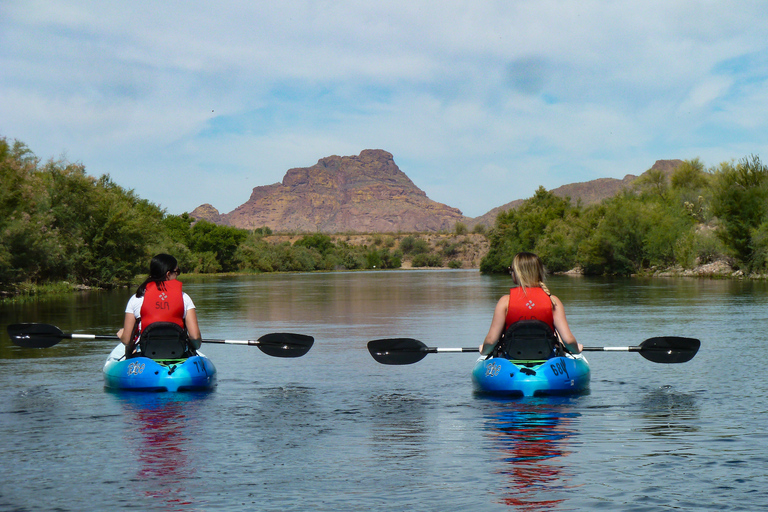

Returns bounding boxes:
[114,392,209,511]
[367,392,429,461]
[637,386,701,436]
[187,271,490,332]
[481,397,580,511]
[248,385,324,449]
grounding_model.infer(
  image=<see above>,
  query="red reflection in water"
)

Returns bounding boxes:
[485,400,578,511]
[119,394,204,510]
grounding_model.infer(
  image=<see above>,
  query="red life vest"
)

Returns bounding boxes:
[505,287,554,331]
[139,280,185,332]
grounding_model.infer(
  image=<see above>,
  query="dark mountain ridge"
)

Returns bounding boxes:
[191,150,683,232]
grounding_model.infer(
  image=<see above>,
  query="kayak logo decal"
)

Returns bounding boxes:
[525,300,535,309]
[127,362,146,375]
[485,362,502,377]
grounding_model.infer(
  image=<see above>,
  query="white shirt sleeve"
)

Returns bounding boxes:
[182,292,195,314]
[125,295,143,317]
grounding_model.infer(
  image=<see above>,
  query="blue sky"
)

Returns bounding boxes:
[2,1,767,218]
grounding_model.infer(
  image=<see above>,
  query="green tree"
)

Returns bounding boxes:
[534,215,583,272]
[0,139,64,286]
[365,248,402,269]
[1,136,169,290]
[294,233,335,255]
[710,154,768,268]
[399,235,429,255]
[577,192,695,274]
[44,166,164,285]
[412,253,442,267]
[480,187,572,273]
[671,158,709,191]
[634,168,668,198]
[189,220,248,272]
[162,213,194,247]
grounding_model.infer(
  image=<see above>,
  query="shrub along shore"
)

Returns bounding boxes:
[3,136,767,299]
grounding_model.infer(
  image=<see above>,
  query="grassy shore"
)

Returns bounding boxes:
[0,282,88,303]
[4,236,762,303]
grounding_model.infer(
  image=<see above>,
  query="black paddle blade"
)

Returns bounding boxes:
[7,323,66,348]
[256,333,314,358]
[638,336,700,363]
[367,338,429,365]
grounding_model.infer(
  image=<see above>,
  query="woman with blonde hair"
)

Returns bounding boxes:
[479,252,582,356]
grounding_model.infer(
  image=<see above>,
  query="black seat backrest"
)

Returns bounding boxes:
[139,322,189,360]
[495,320,560,360]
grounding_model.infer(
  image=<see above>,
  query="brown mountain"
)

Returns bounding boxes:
[466,159,684,228]
[191,153,683,232]
[192,149,467,232]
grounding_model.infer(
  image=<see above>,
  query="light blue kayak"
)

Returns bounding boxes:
[103,344,217,392]
[471,353,590,397]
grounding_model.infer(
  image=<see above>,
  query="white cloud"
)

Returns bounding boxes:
[2,0,768,218]
[678,77,734,113]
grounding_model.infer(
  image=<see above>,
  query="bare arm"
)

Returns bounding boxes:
[479,296,508,355]
[118,313,136,346]
[551,295,582,353]
[185,308,202,349]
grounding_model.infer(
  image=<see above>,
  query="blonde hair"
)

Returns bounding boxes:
[510,252,550,296]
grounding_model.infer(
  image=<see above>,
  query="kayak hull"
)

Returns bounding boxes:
[103,344,217,392]
[472,354,590,397]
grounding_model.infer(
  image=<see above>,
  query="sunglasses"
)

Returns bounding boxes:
[171,268,182,275]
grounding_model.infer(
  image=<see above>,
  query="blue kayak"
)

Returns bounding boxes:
[103,344,217,392]
[471,353,590,397]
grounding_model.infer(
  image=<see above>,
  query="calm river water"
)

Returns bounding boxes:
[1,270,767,511]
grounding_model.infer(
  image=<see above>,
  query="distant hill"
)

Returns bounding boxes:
[466,159,684,228]
[191,152,684,232]
[192,149,466,232]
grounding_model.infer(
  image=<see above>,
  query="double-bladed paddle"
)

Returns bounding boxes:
[7,323,314,358]
[367,336,700,365]
[581,337,700,364]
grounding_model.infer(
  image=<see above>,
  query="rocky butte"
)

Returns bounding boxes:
[191,150,683,233]
[193,149,466,232]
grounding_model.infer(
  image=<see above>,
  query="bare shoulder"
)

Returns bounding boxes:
[493,295,509,313]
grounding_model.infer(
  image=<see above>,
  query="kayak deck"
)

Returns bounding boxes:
[103,344,217,392]
[472,353,590,397]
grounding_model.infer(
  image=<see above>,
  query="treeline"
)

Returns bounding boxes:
[480,155,768,275]
[2,137,459,294]
[2,138,164,291]
[4,135,766,295]
[167,222,407,275]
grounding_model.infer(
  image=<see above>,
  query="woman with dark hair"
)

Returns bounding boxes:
[118,254,202,355]
[479,252,582,357]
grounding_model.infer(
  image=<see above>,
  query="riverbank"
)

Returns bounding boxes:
[651,260,766,279]
[0,282,91,302]
[3,244,762,303]
[263,232,490,270]
[558,259,764,279]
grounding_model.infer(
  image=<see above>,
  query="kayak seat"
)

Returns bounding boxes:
[495,320,562,361]
[138,322,192,360]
